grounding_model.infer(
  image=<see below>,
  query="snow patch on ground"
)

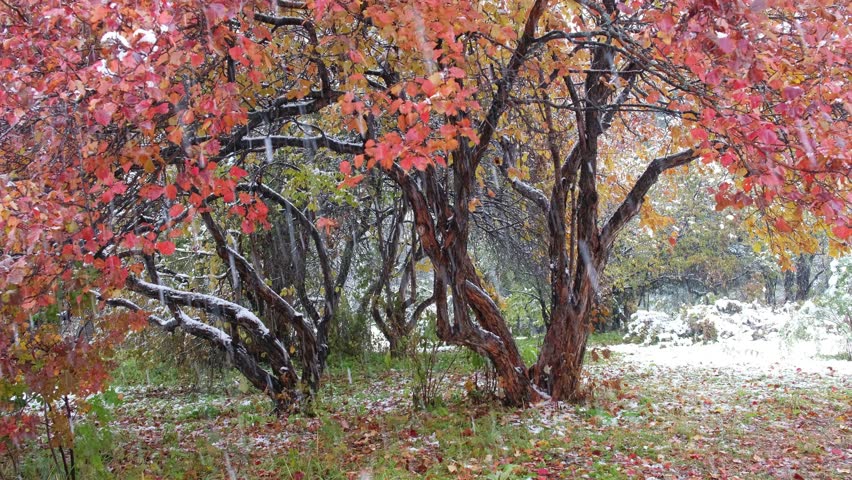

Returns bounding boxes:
[618,299,852,377]
[611,340,852,377]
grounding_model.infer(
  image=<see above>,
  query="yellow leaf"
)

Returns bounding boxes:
[415,258,433,273]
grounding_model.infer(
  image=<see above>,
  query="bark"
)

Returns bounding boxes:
[199,210,322,393]
[118,279,302,411]
[784,270,796,303]
[795,254,814,302]
[245,182,355,373]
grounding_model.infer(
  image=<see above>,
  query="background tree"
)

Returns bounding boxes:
[604,166,772,318]
[355,174,435,358]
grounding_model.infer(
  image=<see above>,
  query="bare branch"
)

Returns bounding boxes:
[253,13,307,27]
[105,294,287,403]
[496,139,550,211]
[599,148,698,252]
[240,135,363,155]
[472,0,550,169]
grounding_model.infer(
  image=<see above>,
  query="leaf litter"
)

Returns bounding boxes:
[99,341,849,479]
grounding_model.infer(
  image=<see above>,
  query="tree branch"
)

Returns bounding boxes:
[472,0,549,169]
[253,13,307,27]
[406,295,436,331]
[106,294,287,403]
[240,135,363,155]
[497,139,550,211]
[599,148,698,252]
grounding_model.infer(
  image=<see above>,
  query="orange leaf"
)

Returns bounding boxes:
[339,174,364,188]
[316,217,339,234]
[468,198,481,212]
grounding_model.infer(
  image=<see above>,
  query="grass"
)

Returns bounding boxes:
[5,332,851,479]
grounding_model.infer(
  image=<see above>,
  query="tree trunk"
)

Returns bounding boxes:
[383,309,410,359]
[371,296,426,359]
[795,254,813,302]
[763,272,777,306]
[784,270,796,303]
[534,310,591,400]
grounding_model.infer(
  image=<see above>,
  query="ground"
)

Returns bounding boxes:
[11,335,852,479]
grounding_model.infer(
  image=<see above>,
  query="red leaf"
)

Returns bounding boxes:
[204,3,229,24]
[716,36,735,54]
[832,224,851,240]
[168,204,185,217]
[448,67,465,78]
[94,102,116,126]
[757,126,778,145]
[139,185,164,200]
[412,156,429,171]
[230,166,248,179]
[421,79,437,97]
[203,139,222,155]
[657,12,675,32]
[190,53,204,67]
[774,217,793,233]
[155,241,176,255]
[241,219,255,234]
[783,86,803,101]
[690,127,708,141]
[165,184,178,200]
[155,102,170,114]
[339,160,352,175]
[348,50,364,63]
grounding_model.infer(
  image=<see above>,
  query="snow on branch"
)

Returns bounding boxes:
[240,135,363,155]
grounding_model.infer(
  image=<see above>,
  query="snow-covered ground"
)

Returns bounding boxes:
[617,299,852,378]
[611,340,852,377]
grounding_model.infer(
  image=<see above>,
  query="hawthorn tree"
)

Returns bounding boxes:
[1,0,849,427]
[0,0,358,421]
[326,0,850,403]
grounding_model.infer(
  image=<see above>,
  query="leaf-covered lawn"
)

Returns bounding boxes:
[85,352,852,480]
